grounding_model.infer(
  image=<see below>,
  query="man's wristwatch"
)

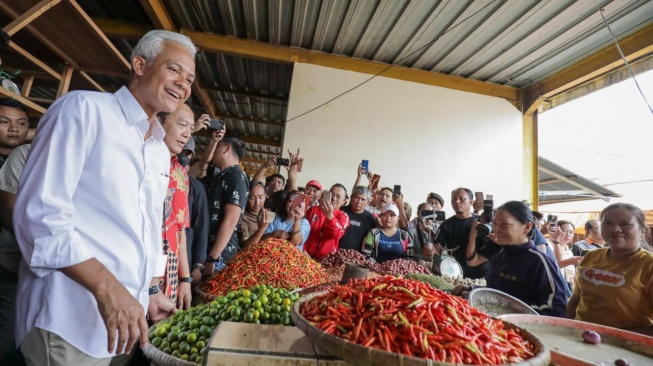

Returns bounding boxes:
[206,255,219,263]
[179,277,193,283]
[192,263,205,272]
[149,284,161,295]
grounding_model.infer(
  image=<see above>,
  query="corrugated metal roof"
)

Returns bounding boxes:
[5,0,653,169]
[539,156,621,204]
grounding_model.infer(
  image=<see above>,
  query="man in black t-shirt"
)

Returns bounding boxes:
[435,187,489,279]
[339,186,377,251]
[204,136,250,276]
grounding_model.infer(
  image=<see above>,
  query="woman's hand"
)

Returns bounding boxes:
[193,114,211,133]
[452,285,472,296]
[293,205,305,221]
[549,225,562,242]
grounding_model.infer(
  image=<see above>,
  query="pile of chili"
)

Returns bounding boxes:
[202,238,328,296]
[300,276,535,364]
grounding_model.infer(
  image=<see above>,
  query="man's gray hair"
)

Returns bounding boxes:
[131,30,196,64]
[352,186,371,200]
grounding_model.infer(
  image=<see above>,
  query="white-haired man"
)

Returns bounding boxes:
[14,30,196,365]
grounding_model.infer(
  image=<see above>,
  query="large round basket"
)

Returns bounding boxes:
[142,322,196,366]
[195,282,217,304]
[291,291,551,366]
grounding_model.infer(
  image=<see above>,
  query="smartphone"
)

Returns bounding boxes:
[420,209,435,218]
[321,190,332,203]
[361,160,369,174]
[393,185,401,195]
[290,192,308,211]
[435,211,446,222]
[208,118,225,130]
[475,192,484,202]
[276,157,290,166]
[370,174,381,190]
[581,249,591,257]
[547,214,558,226]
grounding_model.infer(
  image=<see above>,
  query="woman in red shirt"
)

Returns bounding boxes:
[304,184,350,260]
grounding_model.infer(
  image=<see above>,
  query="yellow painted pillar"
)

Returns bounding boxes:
[523,111,539,210]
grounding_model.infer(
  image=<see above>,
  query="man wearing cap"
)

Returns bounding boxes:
[426,192,444,211]
[304,180,323,209]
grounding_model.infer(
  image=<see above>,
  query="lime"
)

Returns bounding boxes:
[282,298,292,306]
[253,300,262,309]
[162,347,172,355]
[180,354,190,361]
[196,340,206,349]
[190,353,198,362]
[179,343,191,355]
[178,332,188,342]
[172,350,181,358]
[272,305,281,314]
[160,340,169,350]
[170,341,180,350]
[230,307,241,317]
[189,320,199,329]
[243,312,254,323]
[242,289,251,297]
[154,326,166,337]
[196,356,204,364]
[151,337,163,347]
[190,347,198,355]
[273,297,283,305]
[281,305,291,313]
[259,295,268,305]
[187,333,197,344]
[253,310,260,319]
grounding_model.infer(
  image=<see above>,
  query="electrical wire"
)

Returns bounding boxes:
[284,0,499,123]
[597,5,653,116]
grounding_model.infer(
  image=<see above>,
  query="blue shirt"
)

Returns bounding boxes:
[264,216,311,251]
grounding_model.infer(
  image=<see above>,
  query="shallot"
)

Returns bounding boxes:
[582,330,601,344]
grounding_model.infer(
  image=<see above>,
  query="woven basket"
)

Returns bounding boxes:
[291,291,551,366]
[195,282,217,304]
[142,323,197,366]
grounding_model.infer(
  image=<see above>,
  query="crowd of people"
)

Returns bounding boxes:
[0,29,651,366]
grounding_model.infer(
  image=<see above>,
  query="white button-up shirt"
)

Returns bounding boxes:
[14,86,170,358]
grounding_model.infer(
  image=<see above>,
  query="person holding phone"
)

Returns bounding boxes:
[238,181,271,250]
[303,184,350,260]
[339,186,377,252]
[407,203,439,261]
[567,203,653,335]
[264,190,310,250]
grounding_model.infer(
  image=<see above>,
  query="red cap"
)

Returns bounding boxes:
[306,180,322,190]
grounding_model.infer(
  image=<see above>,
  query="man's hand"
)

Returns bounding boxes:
[212,128,226,143]
[357,164,365,177]
[289,148,302,166]
[177,282,192,310]
[269,230,289,240]
[147,291,177,323]
[265,156,277,168]
[203,262,215,278]
[393,193,404,207]
[193,114,211,133]
[258,209,272,229]
[320,195,335,220]
[95,282,149,355]
[549,225,562,242]
[191,268,202,285]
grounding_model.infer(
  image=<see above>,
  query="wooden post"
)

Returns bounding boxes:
[56,66,74,98]
[22,76,34,97]
[523,111,539,209]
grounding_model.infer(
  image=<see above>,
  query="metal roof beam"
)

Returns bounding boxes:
[88,18,519,102]
[0,87,46,114]
[206,86,287,102]
[2,0,61,36]
[523,23,653,106]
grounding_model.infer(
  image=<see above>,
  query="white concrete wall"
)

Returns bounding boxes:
[283,63,524,216]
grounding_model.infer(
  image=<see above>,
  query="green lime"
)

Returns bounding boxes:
[230,307,241,317]
[170,341,180,350]
[189,320,199,329]
[272,305,281,314]
[195,340,206,349]
[151,337,163,347]
[179,343,191,355]
[187,333,197,344]
[282,298,292,306]
[242,289,251,297]
[253,300,262,309]
[162,347,172,354]
[229,316,240,322]
[243,312,254,322]
[190,353,198,362]
[172,350,181,358]
[154,326,166,337]
[180,354,190,361]
[178,332,188,342]
[273,297,283,305]
[160,340,169,350]
[196,356,204,364]
[253,310,260,319]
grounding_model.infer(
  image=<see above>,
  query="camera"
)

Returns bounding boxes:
[208,118,225,130]
[475,194,494,238]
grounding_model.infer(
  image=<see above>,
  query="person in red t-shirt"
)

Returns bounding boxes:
[304,183,350,260]
[157,104,194,309]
